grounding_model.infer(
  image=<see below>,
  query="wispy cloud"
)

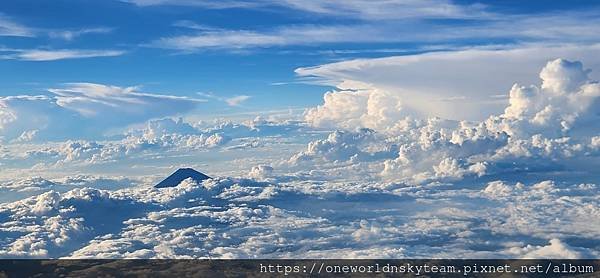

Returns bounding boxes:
[0,15,117,61]
[124,0,490,20]
[49,83,207,116]
[0,14,34,37]
[171,20,223,31]
[225,95,251,106]
[1,13,113,40]
[48,27,114,41]
[122,0,262,9]
[197,92,251,106]
[150,9,600,52]
[0,48,126,61]
[0,83,207,140]
[151,25,394,50]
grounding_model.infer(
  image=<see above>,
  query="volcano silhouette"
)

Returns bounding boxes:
[155,168,211,188]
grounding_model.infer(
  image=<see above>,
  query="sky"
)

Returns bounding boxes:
[2,1,600,140]
[1,0,600,259]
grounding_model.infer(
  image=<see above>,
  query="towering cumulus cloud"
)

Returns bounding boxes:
[499,59,600,137]
[297,45,600,122]
[298,58,600,184]
[304,81,408,133]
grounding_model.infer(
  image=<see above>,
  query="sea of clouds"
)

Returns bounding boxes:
[1,58,599,258]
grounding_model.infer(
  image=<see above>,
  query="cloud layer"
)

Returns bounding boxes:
[2,57,600,259]
[1,175,598,258]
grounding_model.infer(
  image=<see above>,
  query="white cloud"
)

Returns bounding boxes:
[0,49,125,61]
[0,14,113,40]
[124,0,488,20]
[147,8,600,51]
[48,83,204,118]
[0,95,77,141]
[122,0,262,9]
[0,101,18,130]
[12,130,39,143]
[197,92,251,107]
[304,81,408,132]
[516,239,585,259]
[279,0,489,20]
[297,44,600,121]
[488,58,600,138]
[48,27,113,41]
[248,165,273,180]
[0,177,57,193]
[1,174,598,259]
[482,181,523,198]
[20,132,228,166]
[289,128,378,164]
[0,14,34,37]
[0,84,206,140]
[151,25,398,50]
[295,57,600,184]
[225,95,250,106]
[10,117,309,167]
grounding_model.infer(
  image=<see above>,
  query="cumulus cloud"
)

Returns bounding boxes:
[297,44,600,121]
[289,128,392,165]
[297,58,600,184]
[1,174,598,259]
[482,181,524,198]
[3,56,600,259]
[20,132,227,167]
[498,59,600,137]
[10,117,309,168]
[304,81,409,132]
[248,165,273,180]
[0,175,141,205]
[516,239,585,259]
[0,177,57,193]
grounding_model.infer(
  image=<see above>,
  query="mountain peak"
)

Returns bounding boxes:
[154,168,211,188]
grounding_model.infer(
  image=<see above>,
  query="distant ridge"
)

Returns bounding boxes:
[154,168,211,188]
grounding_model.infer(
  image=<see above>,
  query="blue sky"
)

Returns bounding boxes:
[2,0,600,141]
